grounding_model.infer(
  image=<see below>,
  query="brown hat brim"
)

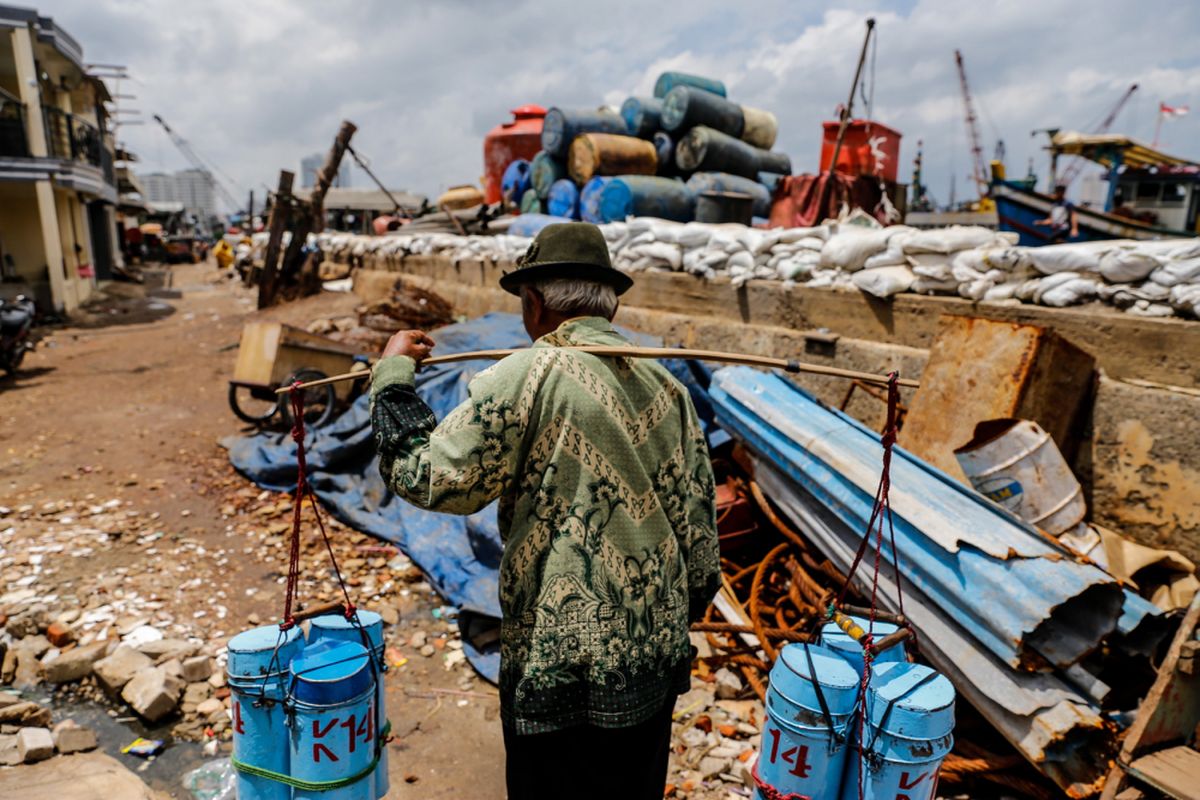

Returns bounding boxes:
[499,261,634,296]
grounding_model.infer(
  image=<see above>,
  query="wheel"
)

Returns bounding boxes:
[228,382,280,425]
[277,369,336,429]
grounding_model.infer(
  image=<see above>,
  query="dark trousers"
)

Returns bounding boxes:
[503,700,674,800]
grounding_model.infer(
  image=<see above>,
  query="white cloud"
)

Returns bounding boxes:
[35,0,1200,210]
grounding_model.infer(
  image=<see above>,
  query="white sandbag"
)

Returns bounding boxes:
[910,275,960,294]
[628,241,683,271]
[1098,248,1163,283]
[910,253,953,281]
[1149,257,1200,287]
[776,252,820,282]
[819,228,893,271]
[983,281,1023,302]
[852,266,915,298]
[1025,241,1108,275]
[1168,240,1200,260]
[1127,301,1176,317]
[676,223,713,248]
[1169,283,1200,317]
[902,225,998,254]
[775,226,829,244]
[863,233,911,270]
[1033,272,1101,307]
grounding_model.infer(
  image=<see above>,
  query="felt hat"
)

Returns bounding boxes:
[499,222,633,296]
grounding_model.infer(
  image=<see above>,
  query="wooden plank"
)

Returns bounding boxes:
[257,170,294,309]
[1122,594,1200,761]
[1126,747,1200,799]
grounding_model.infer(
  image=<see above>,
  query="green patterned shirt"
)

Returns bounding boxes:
[370,317,720,733]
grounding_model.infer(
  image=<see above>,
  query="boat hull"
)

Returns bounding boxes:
[992,182,1192,246]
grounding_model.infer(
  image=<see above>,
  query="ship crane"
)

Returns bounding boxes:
[1056,83,1138,188]
[953,49,993,211]
[151,114,241,213]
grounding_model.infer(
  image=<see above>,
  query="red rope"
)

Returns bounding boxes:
[279,383,356,631]
[751,759,811,800]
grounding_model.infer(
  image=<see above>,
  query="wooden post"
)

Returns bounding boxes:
[819,18,875,216]
[309,120,357,231]
[257,169,294,309]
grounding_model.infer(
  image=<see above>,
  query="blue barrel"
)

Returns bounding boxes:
[756,643,860,800]
[519,188,543,214]
[310,612,388,800]
[819,616,907,679]
[227,625,305,800]
[289,639,376,800]
[840,662,955,800]
[621,96,663,138]
[661,86,745,138]
[579,177,611,223]
[758,171,787,199]
[653,71,727,99]
[508,213,572,238]
[500,159,532,206]
[530,151,567,199]
[599,175,695,223]
[653,132,675,176]
[540,107,626,158]
[687,172,772,218]
[547,179,581,219]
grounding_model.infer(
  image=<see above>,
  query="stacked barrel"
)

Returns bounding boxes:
[515,71,792,226]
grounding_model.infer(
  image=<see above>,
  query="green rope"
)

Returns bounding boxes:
[231,721,392,791]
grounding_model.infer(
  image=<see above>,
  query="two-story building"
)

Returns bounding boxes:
[0,4,122,313]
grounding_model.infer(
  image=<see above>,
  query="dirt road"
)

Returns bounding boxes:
[0,262,505,797]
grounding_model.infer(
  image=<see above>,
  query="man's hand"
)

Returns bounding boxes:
[382,330,435,362]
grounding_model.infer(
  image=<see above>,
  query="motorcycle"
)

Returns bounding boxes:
[1,295,36,374]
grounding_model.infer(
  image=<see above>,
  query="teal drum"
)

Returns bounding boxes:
[547,179,581,219]
[599,175,695,223]
[309,612,388,800]
[819,615,907,678]
[840,662,955,800]
[621,96,663,138]
[540,107,626,158]
[530,151,567,199]
[289,639,377,800]
[508,213,571,237]
[226,624,305,800]
[519,188,543,214]
[755,643,860,800]
[661,86,745,138]
[653,71,727,98]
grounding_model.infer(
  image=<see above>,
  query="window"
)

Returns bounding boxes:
[1161,183,1187,206]
[1136,182,1161,202]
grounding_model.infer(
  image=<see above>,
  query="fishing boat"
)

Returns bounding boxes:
[992,131,1200,245]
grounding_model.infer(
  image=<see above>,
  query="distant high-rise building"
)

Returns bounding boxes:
[299,152,351,189]
[137,168,219,222]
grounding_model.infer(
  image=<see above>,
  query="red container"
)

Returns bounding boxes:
[483,105,547,204]
[820,119,901,182]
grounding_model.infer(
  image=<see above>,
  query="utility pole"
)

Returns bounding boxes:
[819,17,876,215]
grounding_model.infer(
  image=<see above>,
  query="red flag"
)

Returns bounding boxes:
[1160,102,1190,117]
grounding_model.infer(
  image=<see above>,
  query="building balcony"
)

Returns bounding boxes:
[0,94,117,202]
[0,87,29,158]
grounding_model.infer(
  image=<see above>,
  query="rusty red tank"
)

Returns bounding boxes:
[483,105,546,204]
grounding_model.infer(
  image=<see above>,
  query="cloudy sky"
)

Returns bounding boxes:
[37,0,1200,211]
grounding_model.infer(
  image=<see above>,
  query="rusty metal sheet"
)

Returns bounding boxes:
[899,315,1095,481]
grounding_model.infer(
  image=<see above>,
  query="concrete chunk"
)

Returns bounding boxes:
[17,726,54,763]
[0,734,18,766]
[137,638,196,661]
[52,721,97,754]
[93,646,154,695]
[0,701,52,728]
[180,655,212,683]
[42,642,106,684]
[121,667,184,722]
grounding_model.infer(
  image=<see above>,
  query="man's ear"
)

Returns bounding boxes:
[526,286,546,323]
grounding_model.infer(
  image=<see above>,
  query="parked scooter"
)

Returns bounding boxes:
[0,295,36,374]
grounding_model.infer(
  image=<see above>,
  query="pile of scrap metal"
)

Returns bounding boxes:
[705,366,1180,797]
[306,282,456,352]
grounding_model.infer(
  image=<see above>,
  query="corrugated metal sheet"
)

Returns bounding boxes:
[711,367,1124,671]
[708,366,1160,795]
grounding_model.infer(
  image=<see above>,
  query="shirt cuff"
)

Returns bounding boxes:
[371,356,416,396]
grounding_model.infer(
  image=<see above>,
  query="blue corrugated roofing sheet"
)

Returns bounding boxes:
[709,366,1156,794]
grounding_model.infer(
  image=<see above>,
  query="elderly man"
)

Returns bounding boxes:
[371,222,720,800]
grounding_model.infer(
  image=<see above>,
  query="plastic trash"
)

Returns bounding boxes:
[183,758,237,800]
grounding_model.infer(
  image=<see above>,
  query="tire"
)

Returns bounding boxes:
[277,369,336,429]
[229,383,280,425]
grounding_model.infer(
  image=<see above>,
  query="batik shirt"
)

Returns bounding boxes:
[370,317,720,734]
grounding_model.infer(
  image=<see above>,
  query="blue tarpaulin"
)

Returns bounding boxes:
[226,313,714,681]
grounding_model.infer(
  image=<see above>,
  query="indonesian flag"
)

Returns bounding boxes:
[1161,102,1190,117]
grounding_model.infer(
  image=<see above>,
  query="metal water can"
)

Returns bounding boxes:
[227,624,305,800]
[840,662,955,800]
[820,615,907,678]
[756,643,860,800]
[310,611,389,800]
[289,639,377,800]
[954,418,1086,535]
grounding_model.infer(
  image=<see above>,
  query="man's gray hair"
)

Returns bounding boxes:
[528,277,619,319]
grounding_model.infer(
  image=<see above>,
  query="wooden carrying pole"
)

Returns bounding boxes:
[275,346,919,395]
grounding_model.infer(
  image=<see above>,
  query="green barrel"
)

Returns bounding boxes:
[653,71,727,99]
[530,151,567,199]
[661,86,744,138]
[519,188,543,214]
